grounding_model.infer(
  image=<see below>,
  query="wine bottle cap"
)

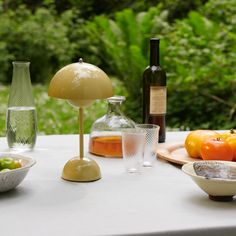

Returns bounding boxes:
[150,38,160,43]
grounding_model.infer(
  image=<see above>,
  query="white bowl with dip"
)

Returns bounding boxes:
[182,161,236,201]
[0,153,36,192]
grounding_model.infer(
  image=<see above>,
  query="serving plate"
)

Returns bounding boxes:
[156,143,201,165]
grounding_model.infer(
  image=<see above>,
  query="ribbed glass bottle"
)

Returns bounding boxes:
[6,61,37,150]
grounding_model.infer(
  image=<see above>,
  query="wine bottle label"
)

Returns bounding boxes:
[150,86,166,115]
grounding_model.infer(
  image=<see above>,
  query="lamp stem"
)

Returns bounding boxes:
[79,107,84,160]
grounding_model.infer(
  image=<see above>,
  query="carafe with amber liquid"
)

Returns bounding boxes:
[89,96,135,158]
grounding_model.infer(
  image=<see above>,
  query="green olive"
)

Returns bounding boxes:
[0,157,22,171]
[0,168,10,172]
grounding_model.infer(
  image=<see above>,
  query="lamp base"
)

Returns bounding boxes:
[62,156,101,182]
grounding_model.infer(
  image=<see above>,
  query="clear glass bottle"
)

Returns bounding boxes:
[6,61,37,150]
[89,96,135,158]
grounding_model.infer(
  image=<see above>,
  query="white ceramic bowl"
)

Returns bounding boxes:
[182,161,236,201]
[0,153,36,192]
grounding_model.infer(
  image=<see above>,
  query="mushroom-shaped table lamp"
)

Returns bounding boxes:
[48,59,113,182]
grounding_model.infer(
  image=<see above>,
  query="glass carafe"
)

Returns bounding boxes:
[6,61,37,150]
[89,96,135,158]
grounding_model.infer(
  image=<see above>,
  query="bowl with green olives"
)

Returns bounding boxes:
[0,154,36,192]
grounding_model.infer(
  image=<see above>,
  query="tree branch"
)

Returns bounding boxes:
[201,91,233,108]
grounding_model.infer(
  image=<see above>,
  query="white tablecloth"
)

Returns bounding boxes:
[0,132,236,236]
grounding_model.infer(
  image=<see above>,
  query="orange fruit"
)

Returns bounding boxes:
[185,130,219,159]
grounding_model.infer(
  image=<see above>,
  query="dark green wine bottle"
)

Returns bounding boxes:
[142,38,167,143]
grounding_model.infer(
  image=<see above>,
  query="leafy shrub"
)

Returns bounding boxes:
[165,10,236,129]
[201,0,236,29]
[165,0,208,22]
[0,5,75,83]
[82,2,236,130]
[83,6,171,123]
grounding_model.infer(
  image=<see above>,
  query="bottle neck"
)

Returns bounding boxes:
[107,102,122,115]
[12,62,31,84]
[8,61,34,107]
[150,38,160,66]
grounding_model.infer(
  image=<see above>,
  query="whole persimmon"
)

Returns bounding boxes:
[220,129,236,140]
[185,130,219,159]
[201,138,233,161]
[225,136,236,161]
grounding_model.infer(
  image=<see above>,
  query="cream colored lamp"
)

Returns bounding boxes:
[48,58,113,182]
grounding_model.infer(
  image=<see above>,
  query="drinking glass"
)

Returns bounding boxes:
[122,129,146,173]
[135,124,160,167]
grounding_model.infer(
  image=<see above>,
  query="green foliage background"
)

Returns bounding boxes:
[81,0,236,129]
[0,0,235,136]
[0,79,126,136]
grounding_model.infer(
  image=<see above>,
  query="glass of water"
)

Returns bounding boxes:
[135,124,159,167]
[122,129,146,173]
[6,61,37,150]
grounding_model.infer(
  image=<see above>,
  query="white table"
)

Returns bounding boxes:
[0,132,236,236]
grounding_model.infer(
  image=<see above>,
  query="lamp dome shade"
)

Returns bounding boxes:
[48,61,113,100]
